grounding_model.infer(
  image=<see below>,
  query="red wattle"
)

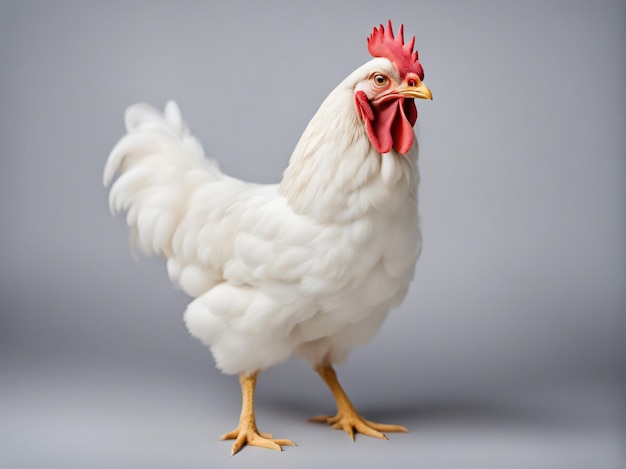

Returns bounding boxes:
[355,92,418,155]
[354,91,374,121]
[390,99,416,155]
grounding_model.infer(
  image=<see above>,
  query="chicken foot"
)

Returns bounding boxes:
[220,372,296,455]
[309,365,408,440]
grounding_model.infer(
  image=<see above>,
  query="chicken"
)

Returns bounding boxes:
[104,20,432,455]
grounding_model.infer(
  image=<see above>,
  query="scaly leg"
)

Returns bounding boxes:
[309,364,408,441]
[220,372,296,455]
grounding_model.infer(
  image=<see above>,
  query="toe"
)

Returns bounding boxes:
[362,420,409,433]
[220,428,238,440]
[249,435,282,452]
[230,433,248,456]
[310,410,406,441]
[272,438,297,447]
[308,415,331,423]
[355,421,387,440]
[226,427,296,455]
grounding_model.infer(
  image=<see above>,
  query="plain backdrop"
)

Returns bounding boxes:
[1,1,623,468]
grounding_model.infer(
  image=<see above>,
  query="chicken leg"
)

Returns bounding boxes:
[309,365,408,440]
[220,372,296,455]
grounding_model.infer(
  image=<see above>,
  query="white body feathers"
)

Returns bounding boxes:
[104,58,421,374]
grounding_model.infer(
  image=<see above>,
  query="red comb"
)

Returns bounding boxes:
[367,20,424,80]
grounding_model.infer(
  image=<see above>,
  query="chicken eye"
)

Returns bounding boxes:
[407,79,417,87]
[373,74,388,87]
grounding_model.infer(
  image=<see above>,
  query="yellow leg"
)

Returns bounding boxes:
[309,365,408,441]
[220,372,296,455]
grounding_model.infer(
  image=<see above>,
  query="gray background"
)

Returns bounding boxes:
[1,1,623,468]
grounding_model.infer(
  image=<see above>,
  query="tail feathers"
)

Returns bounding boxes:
[104,101,222,257]
[104,101,212,187]
[125,100,184,134]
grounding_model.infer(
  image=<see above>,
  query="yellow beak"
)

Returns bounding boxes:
[398,82,433,100]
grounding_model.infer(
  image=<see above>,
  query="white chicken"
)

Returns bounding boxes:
[104,20,432,455]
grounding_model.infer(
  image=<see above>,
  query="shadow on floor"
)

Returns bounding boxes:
[261,394,569,431]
